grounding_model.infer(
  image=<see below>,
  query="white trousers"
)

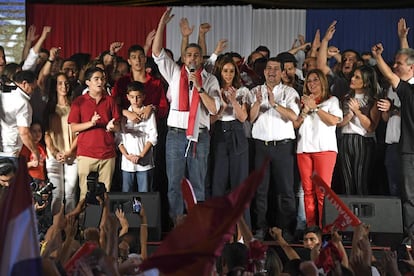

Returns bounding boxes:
[46,157,78,215]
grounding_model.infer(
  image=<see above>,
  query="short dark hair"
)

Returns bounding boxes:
[13,70,37,84]
[84,67,105,82]
[255,45,270,57]
[303,225,322,238]
[128,45,145,57]
[126,81,145,95]
[226,52,242,60]
[0,158,16,176]
[341,49,362,63]
[184,43,202,53]
[275,52,297,67]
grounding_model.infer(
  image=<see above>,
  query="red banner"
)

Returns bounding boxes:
[181,178,197,211]
[312,174,361,232]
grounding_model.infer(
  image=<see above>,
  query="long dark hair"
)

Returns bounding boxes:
[43,73,70,131]
[350,65,379,99]
[213,56,242,89]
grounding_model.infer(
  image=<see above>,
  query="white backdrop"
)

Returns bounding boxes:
[166,6,306,60]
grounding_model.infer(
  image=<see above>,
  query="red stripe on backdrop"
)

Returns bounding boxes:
[26,4,166,59]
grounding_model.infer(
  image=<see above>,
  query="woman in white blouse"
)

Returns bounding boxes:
[210,56,249,200]
[294,69,343,227]
[337,65,380,195]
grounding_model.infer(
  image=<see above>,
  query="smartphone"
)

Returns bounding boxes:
[132,197,141,213]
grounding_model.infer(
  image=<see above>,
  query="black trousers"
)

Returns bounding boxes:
[339,134,375,195]
[253,139,296,233]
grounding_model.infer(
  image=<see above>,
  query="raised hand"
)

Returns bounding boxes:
[398,18,410,39]
[40,26,52,39]
[109,41,124,55]
[323,20,337,42]
[26,25,39,42]
[312,29,321,50]
[371,43,384,58]
[199,22,211,35]
[144,29,156,49]
[159,7,174,27]
[179,17,194,37]
[214,39,228,55]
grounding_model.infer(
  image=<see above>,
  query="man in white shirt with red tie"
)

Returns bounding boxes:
[152,8,220,224]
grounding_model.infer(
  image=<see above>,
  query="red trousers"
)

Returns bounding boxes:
[297,151,337,227]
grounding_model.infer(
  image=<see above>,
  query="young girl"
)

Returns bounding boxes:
[20,121,47,185]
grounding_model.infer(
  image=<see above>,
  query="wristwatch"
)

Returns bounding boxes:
[273,103,279,109]
[198,87,205,94]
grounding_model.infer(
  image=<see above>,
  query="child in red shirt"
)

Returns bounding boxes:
[20,121,47,183]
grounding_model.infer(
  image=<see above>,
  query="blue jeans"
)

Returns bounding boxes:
[166,128,210,219]
[122,169,153,192]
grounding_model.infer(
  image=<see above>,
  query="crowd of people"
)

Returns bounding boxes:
[1,6,414,275]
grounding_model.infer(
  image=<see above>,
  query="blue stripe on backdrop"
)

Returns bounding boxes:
[306,9,414,63]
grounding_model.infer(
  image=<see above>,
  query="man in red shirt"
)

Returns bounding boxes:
[68,67,120,200]
[112,44,168,120]
[112,44,169,192]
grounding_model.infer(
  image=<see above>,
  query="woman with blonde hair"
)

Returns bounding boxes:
[294,68,343,227]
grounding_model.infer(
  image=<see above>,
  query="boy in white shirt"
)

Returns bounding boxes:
[117,81,158,192]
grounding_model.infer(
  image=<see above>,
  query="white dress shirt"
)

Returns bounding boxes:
[153,49,220,141]
[250,83,300,141]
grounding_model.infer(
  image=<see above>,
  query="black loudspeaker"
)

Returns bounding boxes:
[323,195,403,247]
[108,192,162,241]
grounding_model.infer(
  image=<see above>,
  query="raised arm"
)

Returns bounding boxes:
[398,18,410,49]
[308,29,321,58]
[22,25,39,62]
[152,8,174,57]
[143,29,155,56]
[317,21,337,75]
[179,17,194,60]
[198,22,211,57]
[38,46,59,90]
[269,227,300,260]
[371,43,400,89]
[22,26,51,71]
[139,205,148,260]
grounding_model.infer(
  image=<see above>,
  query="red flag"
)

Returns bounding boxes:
[312,174,361,233]
[181,178,197,211]
[0,158,42,276]
[139,160,268,275]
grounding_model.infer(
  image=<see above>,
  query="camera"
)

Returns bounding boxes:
[132,197,141,213]
[31,180,56,196]
[37,182,56,196]
[0,75,17,93]
[86,171,106,205]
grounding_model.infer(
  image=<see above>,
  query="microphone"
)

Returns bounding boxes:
[189,63,195,90]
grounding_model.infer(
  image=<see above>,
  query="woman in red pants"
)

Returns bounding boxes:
[294,69,343,227]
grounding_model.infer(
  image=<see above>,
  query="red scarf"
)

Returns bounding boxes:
[179,65,203,137]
